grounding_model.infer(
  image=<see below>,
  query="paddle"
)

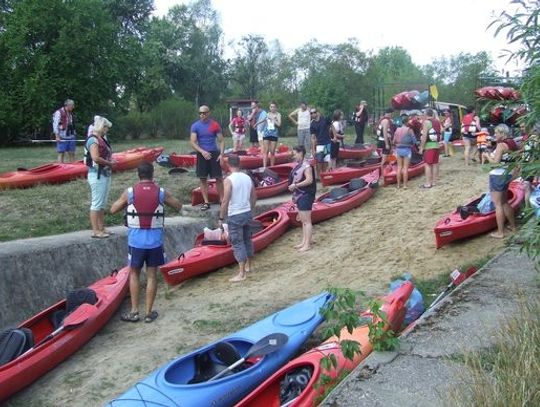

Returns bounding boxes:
[428,266,478,310]
[208,333,289,381]
[21,303,98,356]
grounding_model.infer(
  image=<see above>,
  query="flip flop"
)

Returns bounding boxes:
[489,232,505,239]
[91,232,110,239]
[121,312,139,322]
[200,203,211,211]
[419,184,432,189]
[144,311,159,323]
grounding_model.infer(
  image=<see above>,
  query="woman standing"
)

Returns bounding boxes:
[461,107,481,166]
[330,110,344,170]
[86,116,115,238]
[228,109,247,152]
[260,102,281,168]
[393,116,416,189]
[353,101,368,145]
[482,124,520,239]
[441,110,453,157]
[288,145,316,252]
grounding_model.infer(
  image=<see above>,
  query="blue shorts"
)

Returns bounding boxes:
[296,193,315,211]
[128,246,165,268]
[489,173,511,192]
[57,139,76,153]
[396,147,412,159]
[443,131,452,143]
[87,171,112,210]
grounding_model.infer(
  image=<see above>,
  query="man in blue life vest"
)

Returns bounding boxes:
[52,99,77,163]
[110,162,182,323]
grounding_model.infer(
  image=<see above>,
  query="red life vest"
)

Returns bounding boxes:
[426,118,442,142]
[502,138,518,151]
[376,117,394,141]
[232,117,246,134]
[125,181,165,229]
[461,113,478,134]
[84,135,112,167]
[59,107,70,131]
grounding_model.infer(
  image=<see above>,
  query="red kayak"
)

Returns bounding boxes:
[236,281,414,407]
[287,170,379,226]
[0,162,88,190]
[191,163,296,206]
[112,147,164,172]
[337,144,374,160]
[169,153,197,168]
[222,146,293,170]
[434,181,526,248]
[382,161,425,185]
[0,267,129,401]
[320,161,380,187]
[160,208,290,286]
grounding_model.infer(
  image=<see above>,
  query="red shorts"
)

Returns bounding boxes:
[424,149,439,164]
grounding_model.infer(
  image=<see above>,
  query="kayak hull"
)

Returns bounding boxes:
[191,163,295,206]
[287,170,379,227]
[0,267,129,402]
[113,147,164,172]
[169,153,197,168]
[382,161,425,185]
[160,208,290,286]
[236,282,414,407]
[337,144,374,160]
[434,181,526,248]
[106,292,334,407]
[320,164,379,187]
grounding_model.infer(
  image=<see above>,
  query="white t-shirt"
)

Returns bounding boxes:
[227,172,253,216]
[297,109,311,130]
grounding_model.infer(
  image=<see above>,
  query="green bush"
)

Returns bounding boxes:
[114,111,152,140]
[150,97,195,139]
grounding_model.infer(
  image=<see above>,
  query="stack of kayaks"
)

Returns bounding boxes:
[236,281,414,407]
[191,163,296,206]
[105,292,334,407]
[391,90,429,110]
[287,170,379,226]
[434,181,526,248]
[475,86,520,100]
[160,208,291,286]
[0,146,164,190]
[0,267,129,402]
[337,144,374,160]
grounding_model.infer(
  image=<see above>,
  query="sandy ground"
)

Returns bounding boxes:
[6,152,509,406]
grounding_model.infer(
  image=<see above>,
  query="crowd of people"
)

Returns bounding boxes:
[49,97,536,322]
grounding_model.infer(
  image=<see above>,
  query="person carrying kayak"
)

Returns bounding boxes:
[111,162,182,323]
[218,154,257,282]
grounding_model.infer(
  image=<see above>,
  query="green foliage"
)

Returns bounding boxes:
[320,287,365,340]
[367,299,399,351]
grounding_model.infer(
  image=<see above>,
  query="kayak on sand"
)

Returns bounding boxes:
[106,292,334,407]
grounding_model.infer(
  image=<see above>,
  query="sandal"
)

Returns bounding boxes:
[91,232,110,239]
[419,184,432,189]
[121,311,139,322]
[200,203,211,211]
[144,310,159,323]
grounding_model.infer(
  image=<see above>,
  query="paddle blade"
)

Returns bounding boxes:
[63,303,99,329]
[246,332,288,359]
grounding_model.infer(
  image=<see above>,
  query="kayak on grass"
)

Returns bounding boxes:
[169,152,197,168]
[337,144,374,160]
[222,146,293,170]
[434,181,526,248]
[106,292,334,407]
[236,281,414,407]
[191,163,296,206]
[286,170,379,227]
[160,208,291,286]
[0,267,129,402]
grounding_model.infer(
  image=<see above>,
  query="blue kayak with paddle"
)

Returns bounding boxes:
[106,292,333,407]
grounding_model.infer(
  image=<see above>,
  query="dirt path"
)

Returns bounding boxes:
[6,154,508,406]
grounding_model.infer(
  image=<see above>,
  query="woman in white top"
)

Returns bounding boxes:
[330,110,344,170]
[258,102,281,168]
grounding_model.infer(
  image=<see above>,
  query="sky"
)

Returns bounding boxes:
[154,0,522,75]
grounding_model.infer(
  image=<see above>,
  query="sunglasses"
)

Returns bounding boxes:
[199,111,209,115]
[310,111,317,114]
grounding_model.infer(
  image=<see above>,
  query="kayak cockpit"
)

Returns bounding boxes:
[163,339,258,385]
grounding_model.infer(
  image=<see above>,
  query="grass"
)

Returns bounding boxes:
[449,299,540,406]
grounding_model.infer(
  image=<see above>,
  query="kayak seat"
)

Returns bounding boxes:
[50,288,98,329]
[201,239,228,246]
[329,187,349,200]
[0,327,34,365]
[349,178,367,191]
[188,351,234,384]
[280,366,313,405]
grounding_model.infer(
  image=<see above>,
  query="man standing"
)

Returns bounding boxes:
[52,99,76,163]
[190,105,225,210]
[353,101,369,145]
[111,162,182,323]
[247,101,262,148]
[310,108,332,176]
[419,108,442,188]
[219,154,257,282]
[376,108,395,179]
[288,101,312,154]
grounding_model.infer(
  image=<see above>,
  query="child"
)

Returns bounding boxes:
[476,128,489,164]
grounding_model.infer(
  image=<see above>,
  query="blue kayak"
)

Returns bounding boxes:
[106,292,333,407]
[530,186,540,218]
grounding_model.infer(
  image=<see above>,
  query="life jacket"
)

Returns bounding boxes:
[461,113,477,134]
[125,181,165,229]
[443,116,453,133]
[84,135,112,178]
[426,118,442,142]
[500,138,519,163]
[233,117,246,134]
[376,117,394,141]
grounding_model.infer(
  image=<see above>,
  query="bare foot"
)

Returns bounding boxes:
[505,225,516,232]
[297,246,311,252]
[489,232,504,239]
[403,186,408,190]
[294,243,304,249]
[229,274,246,282]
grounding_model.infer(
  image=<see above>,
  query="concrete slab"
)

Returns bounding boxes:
[321,246,540,407]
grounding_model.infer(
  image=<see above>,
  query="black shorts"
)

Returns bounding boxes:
[263,136,278,142]
[377,140,391,155]
[297,193,315,211]
[330,141,340,159]
[249,128,258,143]
[196,151,223,179]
